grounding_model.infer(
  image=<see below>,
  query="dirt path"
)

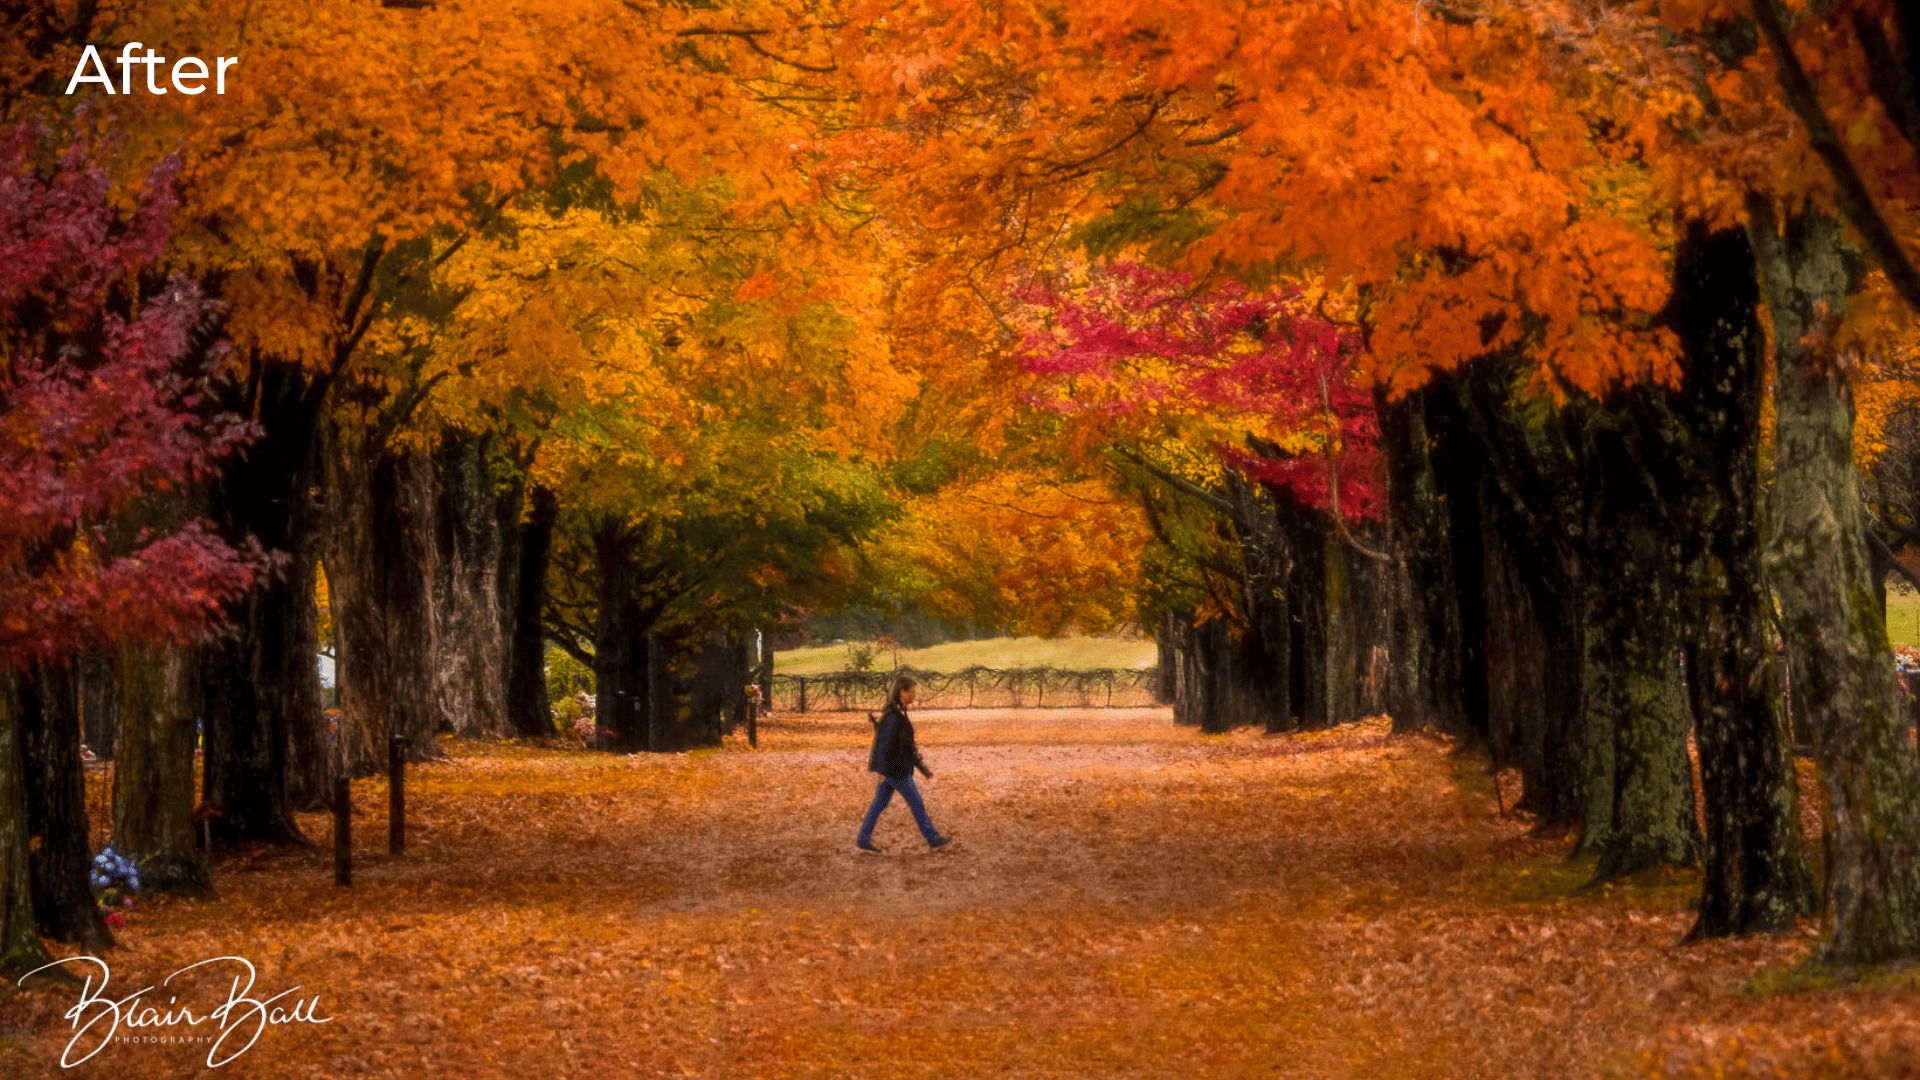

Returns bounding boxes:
[3,710,1915,1079]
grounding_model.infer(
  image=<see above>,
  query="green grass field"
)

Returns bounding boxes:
[770,598,1920,677]
[774,635,1157,676]
[1890,587,1920,649]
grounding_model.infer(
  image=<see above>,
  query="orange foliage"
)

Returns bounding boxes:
[3,712,1911,1079]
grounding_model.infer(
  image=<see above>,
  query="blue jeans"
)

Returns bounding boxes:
[857,774,941,845]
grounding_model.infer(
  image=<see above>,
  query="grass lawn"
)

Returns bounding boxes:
[774,635,1157,676]
[1889,586,1920,649]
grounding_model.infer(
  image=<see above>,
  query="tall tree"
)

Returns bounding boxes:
[0,119,261,973]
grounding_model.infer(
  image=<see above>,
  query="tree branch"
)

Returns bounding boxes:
[1752,0,1920,314]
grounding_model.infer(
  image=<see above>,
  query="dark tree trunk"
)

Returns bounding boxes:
[1228,471,1292,732]
[1669,221,1815,938]
[202,363,321,844]
[1755,206,1920,963]
[0,674,54,977]
[1153,624,1175,706]
[592,519,648,753]
[1330,533,1395,722]
[329,428,517,767]
[646,631,678,751]
[1484,515,1548,797]
[507,484,559,737]
[325,437,428,775]
[20,663,112,947]
[112,646,212,898]
[1278,499,1329,730]
[690,631,749,743]
[78,653,116,761]
[1381,385,1470,735]
[432,432,514,739]
[1440,425,1491,746]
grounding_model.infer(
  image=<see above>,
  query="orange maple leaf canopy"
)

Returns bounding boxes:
[829,0,1697,404]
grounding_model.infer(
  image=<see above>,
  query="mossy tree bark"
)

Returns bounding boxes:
[1670,220,1814,938]
[112,647,213,898]
[1754,205,1920,963]
[1579,536,1703,880]
[1571,408,1703,880]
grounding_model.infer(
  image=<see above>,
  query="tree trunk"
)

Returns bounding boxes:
[1579,517,1704,881]
[1755,205,1920,963]
[1382,385,1471,735]
[202,363,321,844]
[112,646,212,898]
[431,432,514,739]
[0,674,54,977]
[507,484,559,737]
[78,653,116,761]
[20,663,112,947]
[1278,500,1329,730]
[1671,220,1815,938]
[592,519,648,753]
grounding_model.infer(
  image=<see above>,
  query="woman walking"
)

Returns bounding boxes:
[855,674,954,855]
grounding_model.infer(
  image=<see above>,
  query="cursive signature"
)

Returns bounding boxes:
[19,955,334,1068]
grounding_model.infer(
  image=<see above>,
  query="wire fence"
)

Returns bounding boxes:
[769,667,1162,712]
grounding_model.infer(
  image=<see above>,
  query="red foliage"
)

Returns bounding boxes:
[1016,263,1382,519]
[0,120,266,668]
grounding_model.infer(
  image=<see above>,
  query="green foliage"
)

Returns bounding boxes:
[843,641,878,672]
[1069,192,1212,260]
[545,646,594,704]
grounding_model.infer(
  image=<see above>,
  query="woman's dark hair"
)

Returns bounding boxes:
[886,673,918,709]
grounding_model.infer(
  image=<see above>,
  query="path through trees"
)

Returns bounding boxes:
[2,710,1911,1079]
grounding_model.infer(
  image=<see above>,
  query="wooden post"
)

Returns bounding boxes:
[968,671,975,708]
[388,734,407,855]
[1036,671,1044,708]
[797,676,807,714]
[747,698,758,749]
[333,775,351,887]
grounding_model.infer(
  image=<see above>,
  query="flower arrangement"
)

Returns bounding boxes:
[90,844,141,930]
[1895,643,1920,679]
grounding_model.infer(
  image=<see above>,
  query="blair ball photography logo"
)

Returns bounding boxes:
[19,955,334,1069]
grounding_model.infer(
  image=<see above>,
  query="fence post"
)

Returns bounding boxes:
[388,734,407,855]
[333,775,351,887]
[1035,671,1043,707]
[798,676,807,714]
[968,670,975,707]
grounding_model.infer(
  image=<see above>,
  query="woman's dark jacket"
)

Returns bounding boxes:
[867,701,923,780]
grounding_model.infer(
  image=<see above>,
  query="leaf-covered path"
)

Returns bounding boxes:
[5,710,1917,1079]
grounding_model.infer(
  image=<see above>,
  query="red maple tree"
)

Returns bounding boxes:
[0,119,266,668]
[1016,262,1381,520]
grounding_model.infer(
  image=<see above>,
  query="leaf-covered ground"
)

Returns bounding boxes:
[4,710,1917,1079]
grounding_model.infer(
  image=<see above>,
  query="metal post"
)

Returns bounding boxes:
[333,776,351,887]
[388,734,407,854]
